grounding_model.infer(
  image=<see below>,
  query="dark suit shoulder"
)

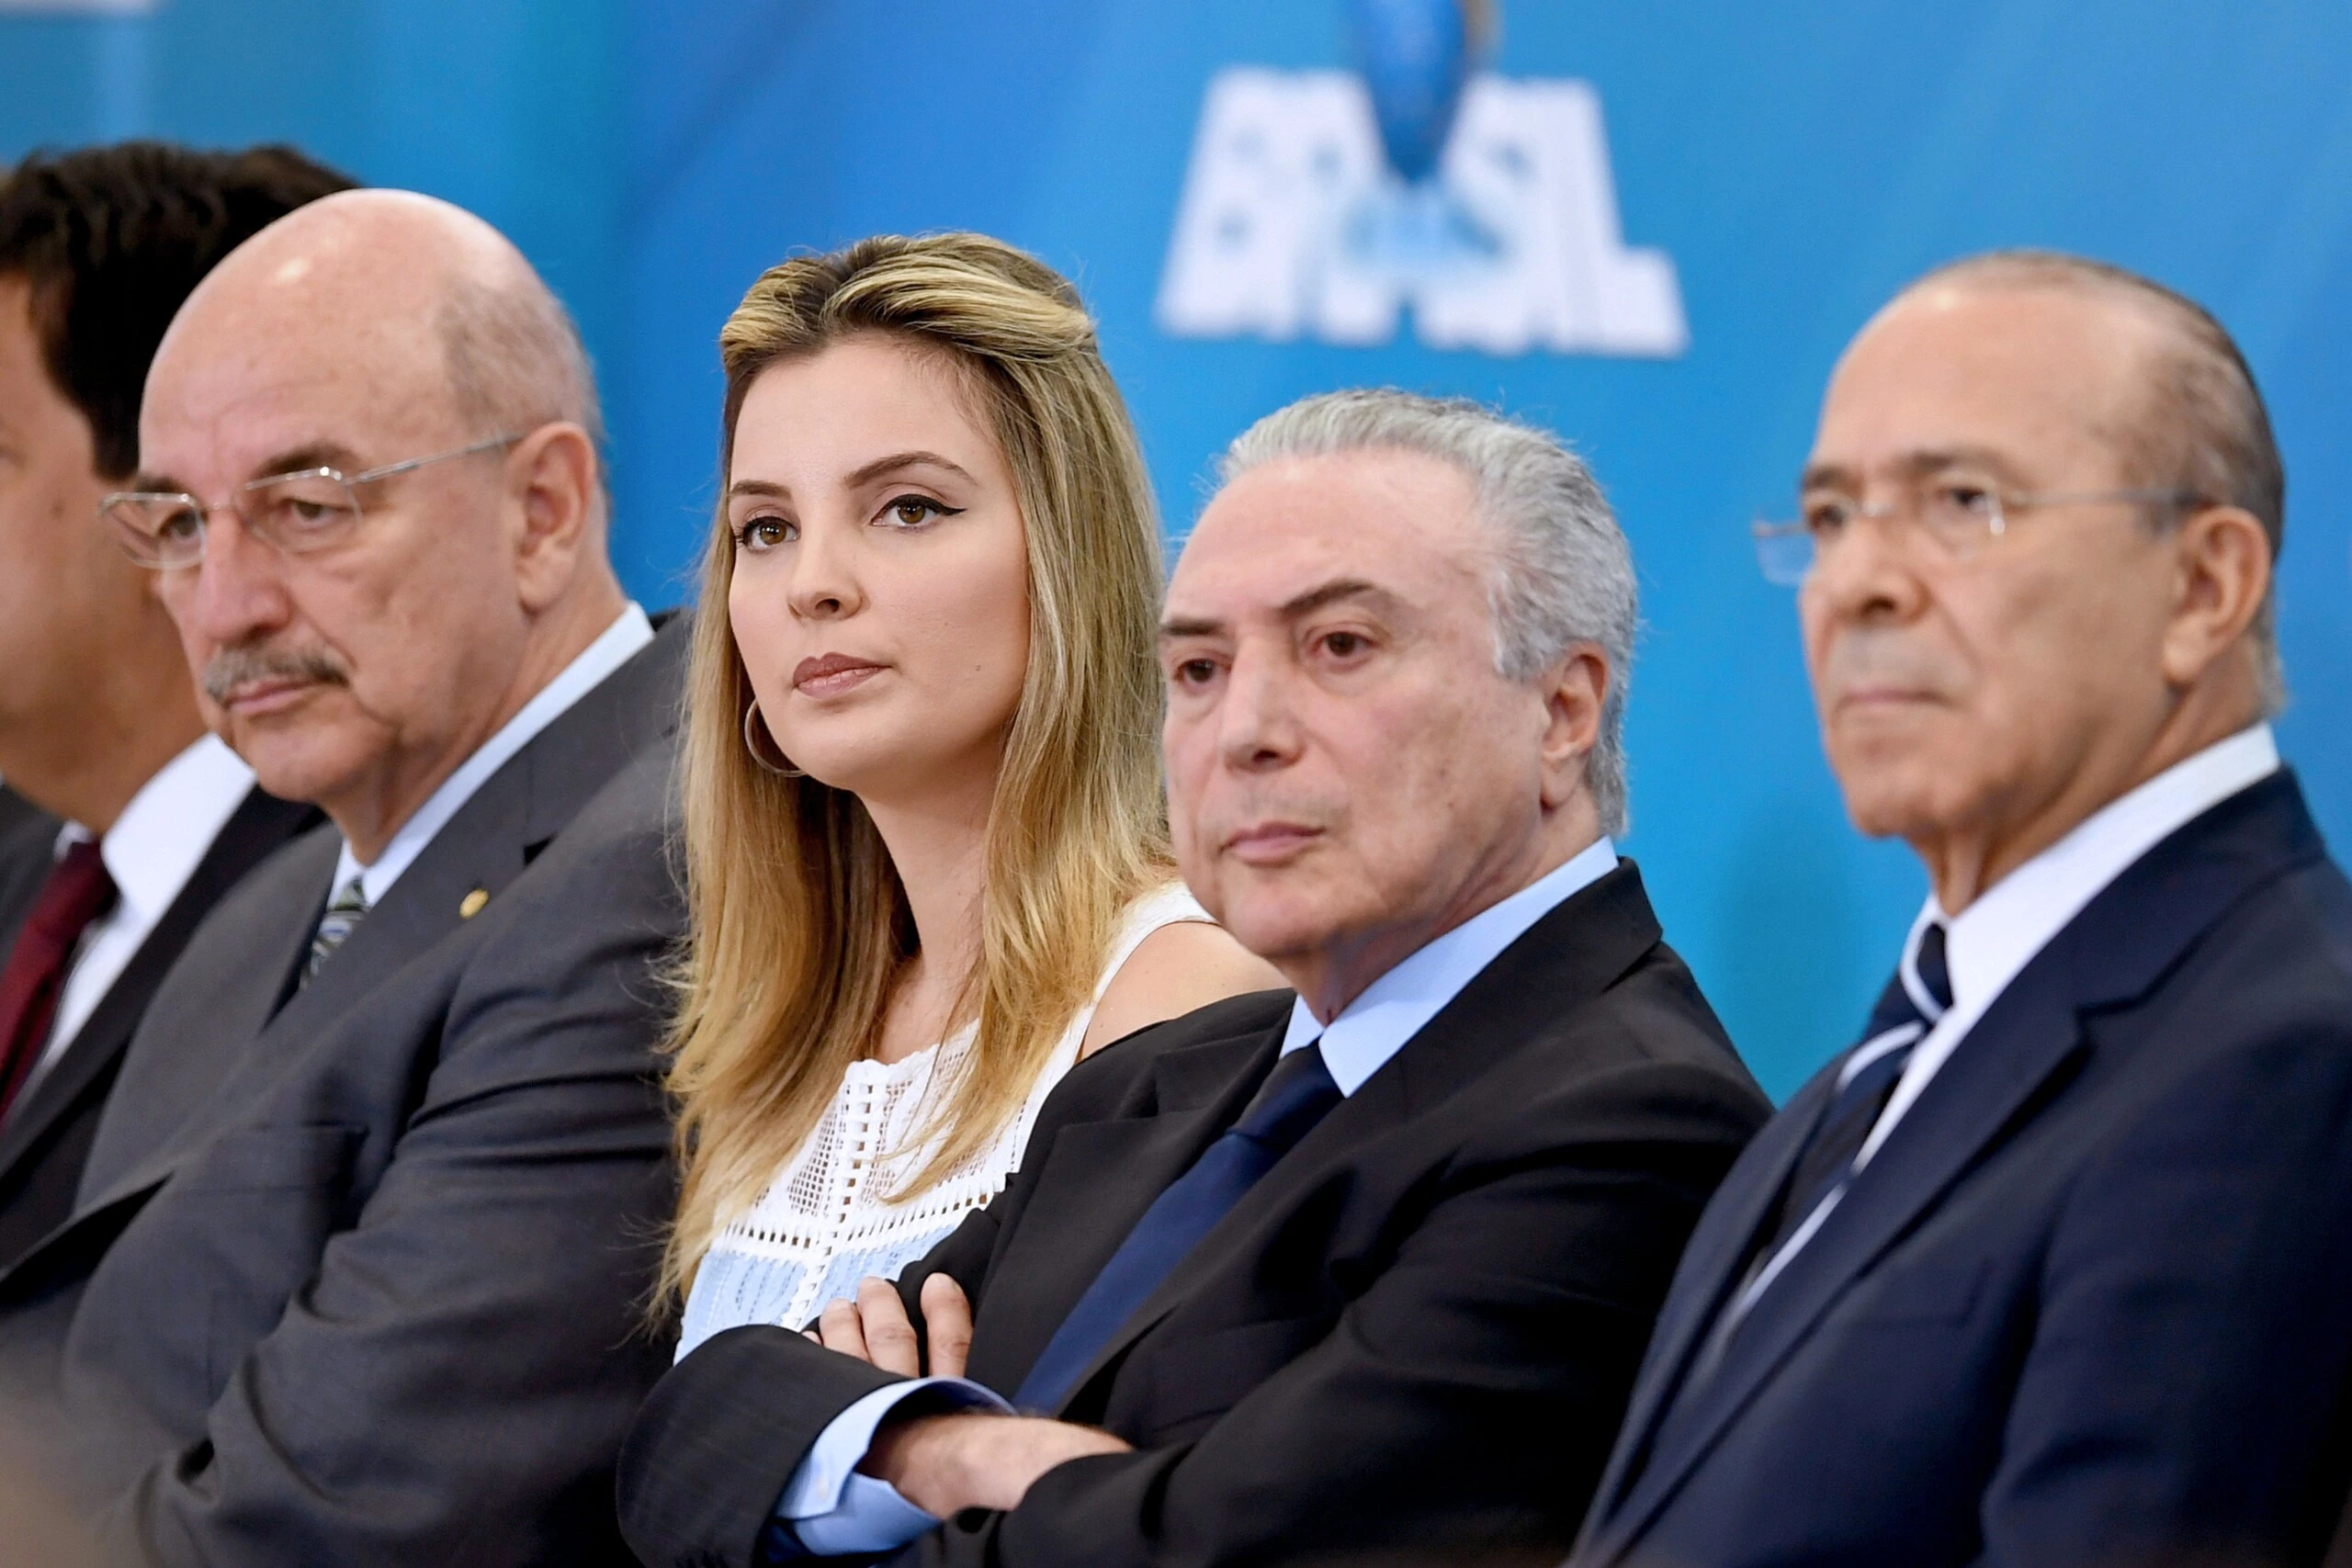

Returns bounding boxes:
[1431,941,1771,1175]
[0,805,54,863]
[468,740,675,908]
[2183,848,2352,1025]
[0,784,45,845]
[1576,938,1753,1075]
[0,807,60,941]
[1044,987,1293,1108]
[2070,850,2352,1163]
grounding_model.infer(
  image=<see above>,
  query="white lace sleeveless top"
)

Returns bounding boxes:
[676,882,1211,1358]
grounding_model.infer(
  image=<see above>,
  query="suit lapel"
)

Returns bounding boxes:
[69,616,692,1221]
[971,1028,1277,1396]
[1595,967,2088,1556]
[1583,1070,1837,1534]
[262,615,688,1040]
[0,790,319,1183]
[1589,770,2329,1562]
[258,760,528,1042]
[63,832,338,1219]
[1042,1035,1413,1416]
[1040,862,1670,1417]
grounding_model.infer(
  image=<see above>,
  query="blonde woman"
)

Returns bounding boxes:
[663,234,1279,1355]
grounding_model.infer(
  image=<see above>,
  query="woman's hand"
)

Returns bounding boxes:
[811,1272,975,1378]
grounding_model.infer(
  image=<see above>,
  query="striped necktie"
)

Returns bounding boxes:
[305,875,369,983]
[1758,919,1951,1260]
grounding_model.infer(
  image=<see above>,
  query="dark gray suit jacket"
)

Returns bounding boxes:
[0,789,321,1264]
[0,614,689,1567]
[0,784,40,844]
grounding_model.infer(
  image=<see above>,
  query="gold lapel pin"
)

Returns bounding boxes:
[458,887,490,919]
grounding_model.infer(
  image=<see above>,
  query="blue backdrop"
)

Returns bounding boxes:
[6,0,2348,1097]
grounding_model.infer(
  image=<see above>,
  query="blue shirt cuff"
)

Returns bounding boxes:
[771,1376,1012,1557]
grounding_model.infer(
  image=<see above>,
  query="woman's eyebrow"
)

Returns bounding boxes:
[842,449,976,490]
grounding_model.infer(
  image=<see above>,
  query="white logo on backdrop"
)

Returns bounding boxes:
[1157,68,1687,358]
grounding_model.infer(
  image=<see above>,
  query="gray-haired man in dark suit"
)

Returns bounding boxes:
[0,187,686,1567]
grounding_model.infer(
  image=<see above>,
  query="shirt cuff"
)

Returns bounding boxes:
[771,1376,1013,1557]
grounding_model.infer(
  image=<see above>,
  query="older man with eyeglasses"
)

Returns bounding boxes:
[1572,251,2352,1568]
[0,188,687,1567]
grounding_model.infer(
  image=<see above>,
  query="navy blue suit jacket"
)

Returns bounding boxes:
[1576,771,2352,1568]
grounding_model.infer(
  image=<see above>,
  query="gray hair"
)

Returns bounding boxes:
[1905,250,2287,715]
[435,272,608,512]
[1216,389,1637,837]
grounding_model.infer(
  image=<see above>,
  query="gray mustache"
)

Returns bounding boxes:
[1818,630,1954,695]
[201,645,350,705]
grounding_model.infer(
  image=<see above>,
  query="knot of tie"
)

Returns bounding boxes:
[306,875,370,983]
[1862,919,1951,1042]
[28,840,118,945]
[1751,919,1953,1283]
[1232,1042,1346,1154]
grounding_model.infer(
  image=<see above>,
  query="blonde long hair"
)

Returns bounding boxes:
[659,234,1172,1303]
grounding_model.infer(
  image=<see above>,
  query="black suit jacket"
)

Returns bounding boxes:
[1575,772,2352,1568]
[0,787,320,1264]
[0,614,690,1568]
[0,784,40,843]
[619,862,1771,1568]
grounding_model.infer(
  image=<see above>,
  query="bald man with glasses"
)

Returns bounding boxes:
[1574,252,2352,1568]
[0,189,686,1567]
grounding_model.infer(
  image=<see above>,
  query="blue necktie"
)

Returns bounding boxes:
[1757,919,1951,1258]
[1012,1042,1344,1414]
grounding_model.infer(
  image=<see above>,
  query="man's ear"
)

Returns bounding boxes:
[505,421,602,613]
[1538,643,1608,812]
[2159,503,2271,691]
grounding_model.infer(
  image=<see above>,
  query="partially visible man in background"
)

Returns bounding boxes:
[0,143,346,1263]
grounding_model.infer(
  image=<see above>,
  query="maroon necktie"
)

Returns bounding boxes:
[0,839,119,1118]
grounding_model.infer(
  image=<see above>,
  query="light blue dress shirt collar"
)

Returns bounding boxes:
[1279,834,1621,1094]
[765,834,1623,1557]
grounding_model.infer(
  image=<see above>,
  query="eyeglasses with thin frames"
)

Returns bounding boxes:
[1750,479,2206,586]
[101,433,525,570]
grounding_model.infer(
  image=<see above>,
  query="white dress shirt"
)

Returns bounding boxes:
[1723,724,2282,1329]
[330,604,653,906]
[7,735,255,1118]
[1855,722,2279,1170]
[773,835,1623,1556]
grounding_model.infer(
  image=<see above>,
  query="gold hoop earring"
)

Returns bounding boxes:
[742,699,806,778]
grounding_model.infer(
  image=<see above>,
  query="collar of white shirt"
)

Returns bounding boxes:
[1856,720,2281,1168]
[53,732,256,925]
[1276,835,1621,1096]
[332,603,656,908]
